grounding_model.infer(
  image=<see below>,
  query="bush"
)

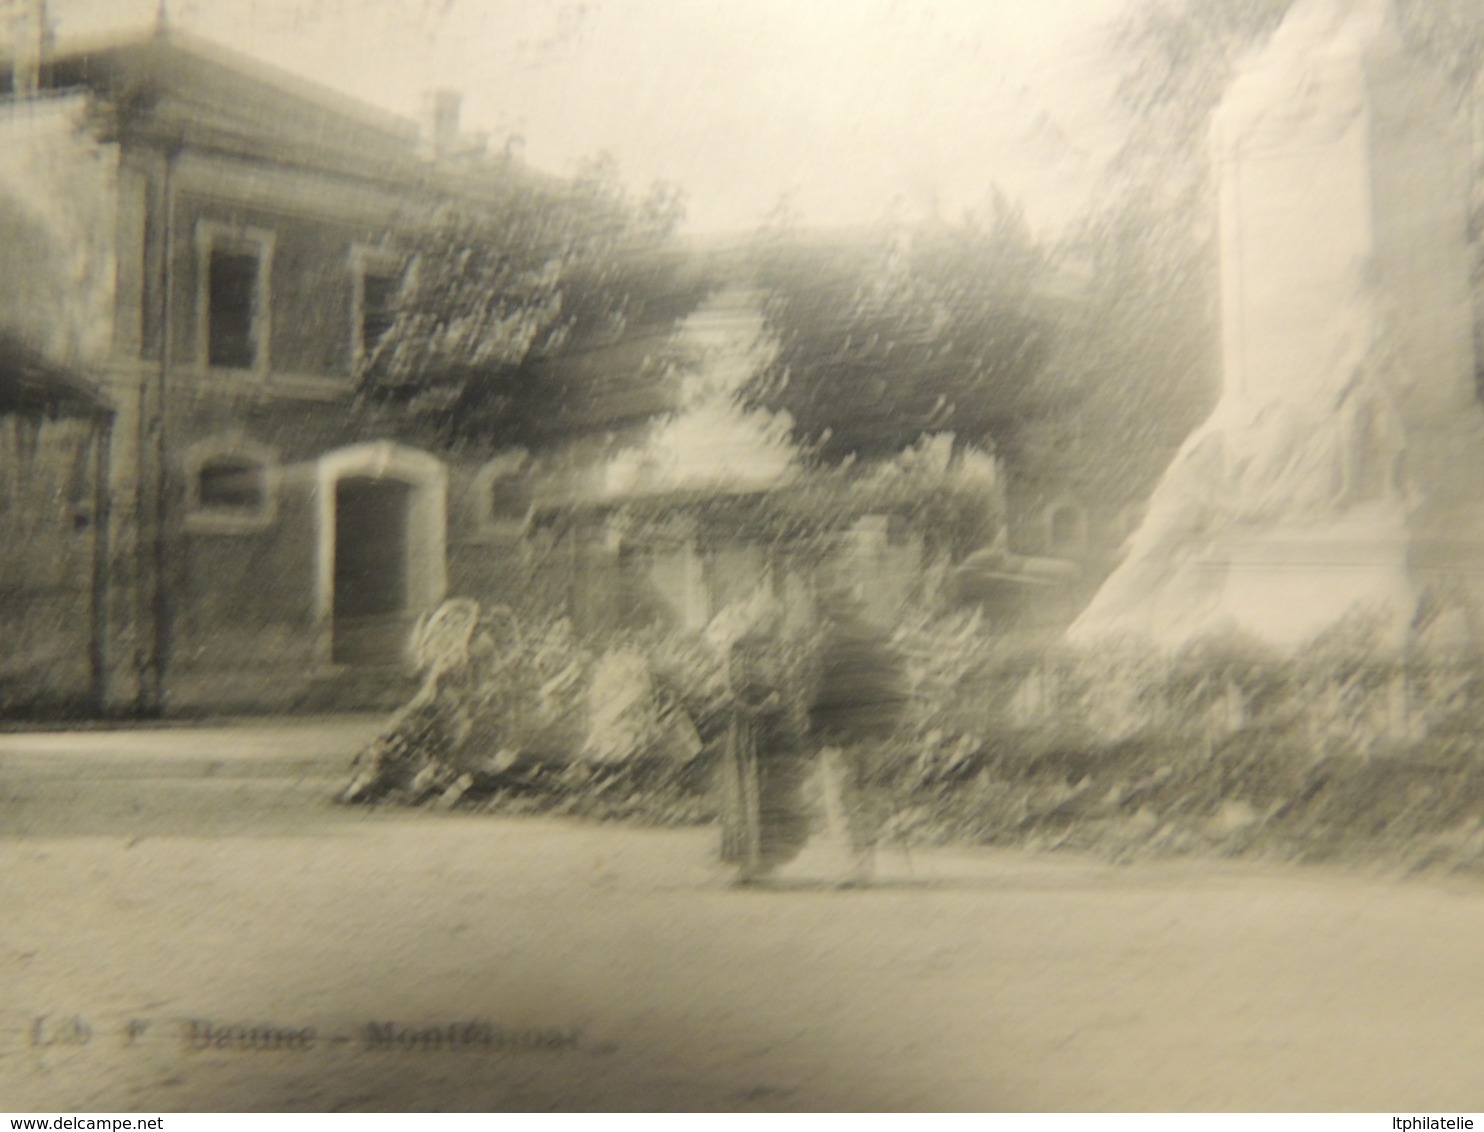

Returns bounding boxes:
[340,600,741,816]
[341,594,1484,876]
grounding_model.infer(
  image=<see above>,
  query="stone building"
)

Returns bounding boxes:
[0,334,115,713]
[0,28,580,714]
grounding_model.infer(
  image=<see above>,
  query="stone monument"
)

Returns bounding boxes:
[1069,0,1482,652]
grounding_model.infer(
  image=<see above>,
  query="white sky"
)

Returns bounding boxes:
[43,0,1136,236]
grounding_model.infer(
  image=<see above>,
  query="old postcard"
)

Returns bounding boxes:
[3,0,1484,1114]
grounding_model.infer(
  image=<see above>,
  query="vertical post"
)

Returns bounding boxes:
[7,0,47,98]
[89,414,113,712]
[151,146,175,712]
[133,374,151,708]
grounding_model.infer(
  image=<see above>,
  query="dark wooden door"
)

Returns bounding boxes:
[332,476,414,664]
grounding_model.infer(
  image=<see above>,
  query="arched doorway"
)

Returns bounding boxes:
[317,443,446,666]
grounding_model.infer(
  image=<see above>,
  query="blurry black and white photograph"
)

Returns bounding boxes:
[3,0,1484,1114]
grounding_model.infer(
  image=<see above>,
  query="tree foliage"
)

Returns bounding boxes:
[358,155,712,449]
[742,199,1055,467]
[1113,0,1484,197]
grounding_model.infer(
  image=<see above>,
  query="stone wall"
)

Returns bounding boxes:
[0,415,108,711]
[0,94,118,365]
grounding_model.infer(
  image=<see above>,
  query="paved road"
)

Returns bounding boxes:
[2,721,1484,1111]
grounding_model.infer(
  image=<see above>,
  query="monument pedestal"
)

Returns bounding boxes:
[1070,0,1484,653]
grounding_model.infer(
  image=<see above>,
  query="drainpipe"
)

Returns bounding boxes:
[136,139,178,716]
[89,412,113,712]
[152,142,177,714]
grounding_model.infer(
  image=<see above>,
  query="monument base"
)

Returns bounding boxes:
[1069,0,1480,657]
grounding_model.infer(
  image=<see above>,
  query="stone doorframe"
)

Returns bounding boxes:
[315,441,447,664]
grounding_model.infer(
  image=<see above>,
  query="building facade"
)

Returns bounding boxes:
[0,30,551,714]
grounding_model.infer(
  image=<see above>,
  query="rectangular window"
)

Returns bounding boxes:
[198,457,267,511]
[184,442,278,535]
[360,271,399,357]
[351,247,407,370]
[197,221,273,374]
[207,249,260,369]
[488,473,534,524]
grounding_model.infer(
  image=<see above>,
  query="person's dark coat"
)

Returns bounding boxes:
[809,605,909,753]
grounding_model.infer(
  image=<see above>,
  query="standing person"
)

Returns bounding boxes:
[810,584,910,886]
[716,621,813,885]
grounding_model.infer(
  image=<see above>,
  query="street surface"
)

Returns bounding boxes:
[2,721,1483,1111]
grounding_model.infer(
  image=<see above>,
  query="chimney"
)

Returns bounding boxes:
[421,88,462,160]
[7,0,48,98]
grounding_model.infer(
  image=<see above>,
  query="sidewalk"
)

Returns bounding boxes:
[0,716,386,780]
